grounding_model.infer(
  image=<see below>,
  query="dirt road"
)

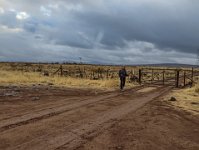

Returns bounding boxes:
[0,85,198,150]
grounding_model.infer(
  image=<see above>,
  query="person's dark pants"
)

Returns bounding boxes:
[120,77,126,90]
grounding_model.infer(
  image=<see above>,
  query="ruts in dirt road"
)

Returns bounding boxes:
[0,85,172,150]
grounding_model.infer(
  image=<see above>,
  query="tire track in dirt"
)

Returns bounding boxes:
[12,86,172,150]
[0,87,106,120]
[0,94,117,132]
[0,86,146,132]
[0,87,107,119]
[0,86,140,122]
[0,96,92,121]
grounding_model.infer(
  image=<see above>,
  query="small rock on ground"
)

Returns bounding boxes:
[169,96,177,101]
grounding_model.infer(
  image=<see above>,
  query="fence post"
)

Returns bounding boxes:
[139,69,142,84]
[163,70,165,85]
[176,70,180,88]
[101,70,103,79]
[92,70,95,79]
[184,71,186,86]
[106,69,109,79]
[151,69,154,81]
[97,68,100,79]
[84,67,87,78]
[191,67,194,84]
[60,65,63,76]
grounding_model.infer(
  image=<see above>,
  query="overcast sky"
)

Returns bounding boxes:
[0,0,198,64]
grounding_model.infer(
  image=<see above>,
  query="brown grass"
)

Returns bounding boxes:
[165,80,199,115]
[0,70,135,90]
[194,82,199,93]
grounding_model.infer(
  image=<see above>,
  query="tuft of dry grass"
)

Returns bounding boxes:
[0,70,135,90]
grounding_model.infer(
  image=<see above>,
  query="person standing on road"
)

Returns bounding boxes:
[119,66,128,90]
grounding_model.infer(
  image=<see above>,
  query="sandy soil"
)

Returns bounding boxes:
[0,85,198,150]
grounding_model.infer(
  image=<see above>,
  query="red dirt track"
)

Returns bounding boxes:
[0,85,198,150]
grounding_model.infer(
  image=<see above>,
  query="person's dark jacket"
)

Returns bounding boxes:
[119,69,128,78]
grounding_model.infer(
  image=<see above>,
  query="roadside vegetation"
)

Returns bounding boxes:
[166,79,199,115]
[0,70,135,90]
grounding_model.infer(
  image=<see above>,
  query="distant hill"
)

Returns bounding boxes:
[0,61,198,69]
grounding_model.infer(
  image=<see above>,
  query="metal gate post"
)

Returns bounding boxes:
[139,69,142,84]
[60,65,63,76]
[191,67,194,84]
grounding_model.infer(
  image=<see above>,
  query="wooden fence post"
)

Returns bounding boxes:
[139,69,142,84]
[97,68,100,79]
[151,69,154,81]
[92,70,94,79]
[60,65,63,76]
[191,67,194,84]
[84,67,87,78]
[176,70,180,88]
[100,70,102,79]
[106,69,109,79]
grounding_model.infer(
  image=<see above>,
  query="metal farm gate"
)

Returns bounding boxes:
[138,68,198,88]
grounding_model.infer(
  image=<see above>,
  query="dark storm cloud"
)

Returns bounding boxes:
[71,0,199,54]
[0,0,198,64]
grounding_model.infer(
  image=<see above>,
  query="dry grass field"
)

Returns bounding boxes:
[0,64,137,90]
[0,70,137,89]
[1,62,197,88]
